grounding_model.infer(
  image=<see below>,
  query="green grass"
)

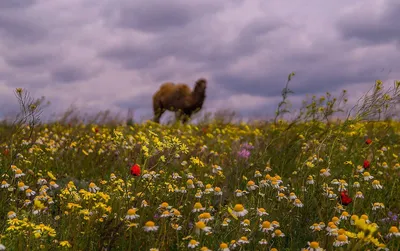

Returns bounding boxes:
[1,79,400,250]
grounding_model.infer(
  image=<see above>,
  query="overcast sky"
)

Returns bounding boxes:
[1,0,399,122]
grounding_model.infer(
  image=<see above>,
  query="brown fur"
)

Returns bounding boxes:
[152,78,207,124]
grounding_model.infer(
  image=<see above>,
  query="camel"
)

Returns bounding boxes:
[152,78,207,124]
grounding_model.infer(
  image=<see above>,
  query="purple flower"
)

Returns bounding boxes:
[241,142,254,150]
[237,148,251,159]
[380,211,399,223]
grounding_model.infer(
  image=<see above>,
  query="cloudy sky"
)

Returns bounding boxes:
[0,0,399,122]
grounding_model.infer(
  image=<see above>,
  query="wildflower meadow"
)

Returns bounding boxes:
[1,78,400,250]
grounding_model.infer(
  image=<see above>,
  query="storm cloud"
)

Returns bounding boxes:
[0,0,399,122]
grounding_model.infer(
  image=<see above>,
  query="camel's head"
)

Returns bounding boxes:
[193,78,207,94]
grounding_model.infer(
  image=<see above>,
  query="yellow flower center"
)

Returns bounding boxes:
[247,180,255,186]
[16,169,22,174]
[389,226,399,233]
[240,236,248,241]
[172,209,181,216]
[233,204,244,212]
[128,208,136,215]
[186,179,193,185]
[214,187,221,192]
[372,180,380,185]
[206,184,212,189]
[160,202,169,208]
[310,242,320,248]
[195,221,206,229]
[337,234,347,242]
[145,221,155,227]
[194,202,203,209]
[89,182,96,188]
[220,243,228,249]
[243,219,250,225]
[262,221,271,228]
[189,240,198,245]
[18,182,25,187]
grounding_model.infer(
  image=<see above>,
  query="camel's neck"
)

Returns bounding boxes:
[190,91,206,110]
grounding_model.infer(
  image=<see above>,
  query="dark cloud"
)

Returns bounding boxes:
[116,4,193,33]
[236,18,288,54]
[99,44,157,70]
[0,13,48,44]
[0,89,20,119]
[215,63,387,98]
[100,16,285,74]
[50,65,95,84]
[105,0,224,33]
[336,2,400,45]
[114,94,151,110]
[0,72,12,81]
[0,0,36,9]
[5,52,56,69]
[5,76,51,89]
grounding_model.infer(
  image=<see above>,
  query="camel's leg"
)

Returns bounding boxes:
[175,110,184,124]
[153,100,165,123]
[181,111,191,124]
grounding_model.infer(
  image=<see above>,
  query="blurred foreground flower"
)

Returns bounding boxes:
[338,190,352,206]
[130,164,141,176]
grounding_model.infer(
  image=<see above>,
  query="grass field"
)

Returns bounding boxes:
[1,81,400,250]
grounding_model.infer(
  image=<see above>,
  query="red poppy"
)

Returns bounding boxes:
[363,160,370,169]
[130,164,141,176]
[3,149,9,156]
[95,127,99,133]
[339,190,352,206]
[202,127,207,134]
[365,138,372,145]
